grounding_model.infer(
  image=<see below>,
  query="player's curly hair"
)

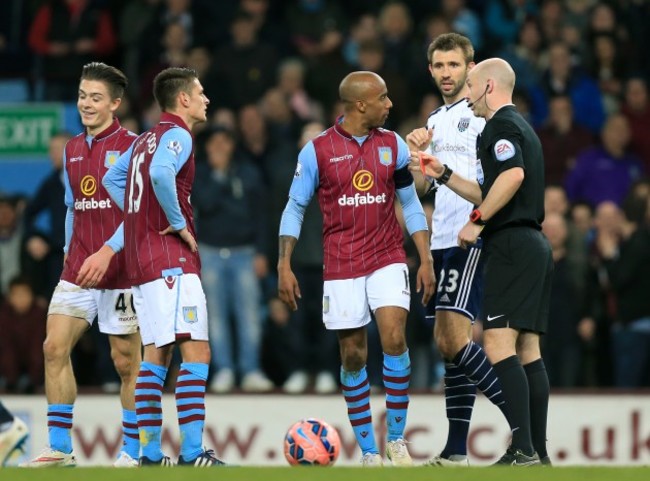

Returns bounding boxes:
[153,67,198,112]
[427,32,475,66]
[80,62,128,100]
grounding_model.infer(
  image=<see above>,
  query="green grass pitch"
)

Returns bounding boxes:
[2,467,649,481]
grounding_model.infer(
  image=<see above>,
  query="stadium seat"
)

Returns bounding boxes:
[0,79,29,103]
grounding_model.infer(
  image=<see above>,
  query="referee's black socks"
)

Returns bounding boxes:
[524,358,550,459]
[493,355,535,456]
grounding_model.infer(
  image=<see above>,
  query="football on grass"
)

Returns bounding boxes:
[283,418,341,466]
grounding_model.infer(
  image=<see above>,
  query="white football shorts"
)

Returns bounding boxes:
[322,262,410,330]
[48,280,138,335]
[133,273,208,348]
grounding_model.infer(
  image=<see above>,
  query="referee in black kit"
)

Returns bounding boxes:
[413,58,552,466]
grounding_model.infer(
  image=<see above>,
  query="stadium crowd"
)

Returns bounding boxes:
[1,0,649,394]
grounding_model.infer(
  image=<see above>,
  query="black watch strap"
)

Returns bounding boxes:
[436,164,453,185]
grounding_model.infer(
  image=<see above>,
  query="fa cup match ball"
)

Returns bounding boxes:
[283,418,341,466]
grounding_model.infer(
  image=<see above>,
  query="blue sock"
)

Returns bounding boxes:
[176,362,208,461]
[135,362,167,461]
[121,409,139,459]
[383,351,410,442]
[440,363,475,457]
[341,366,377,455]
[48,404,73,453]
[454,341,508,420]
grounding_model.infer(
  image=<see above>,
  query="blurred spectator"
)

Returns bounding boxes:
[538,0,565,43]
[286,0,348,112]
[193,126,273,393]
[571,201,594,241]
[544,184,589,285]
[542,212,592,387]
[239,0,291,55]
[186,46,211,80]
[342,14,379,68]
[537,94,594,185]
[563,0,593,35]
[117,0,162,98]
[585,2,627,46]
[265,121,339,394]
[275,58,324,123]
[236,103,296,182]
[286,0,345,60]
[565,114,644,207]
[0,276,46,393]
[22,131,72,299]
[498,17,544,91]
[355,40,410,129]
[210,107,237,131]
[529,41,605,134]
[586,33,626,114]
[580,201,623,386]
[28,0,117,101]
[621,77,650,171]
[483,0,538,53]
[439,0,483,53]
[140,0,216,66]
[378,2,419,74]
[206,10,279,110]
[0,195,25,296]
[261,296,294,386]
[139,20,190,107]
[259,87,304,141]
[597,194,650,387]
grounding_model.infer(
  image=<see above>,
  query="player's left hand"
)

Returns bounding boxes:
[416,258,436,306]
[160,226,198,252]
[76,245,115,288]
[458,221,482,249]
[278,267,301,311]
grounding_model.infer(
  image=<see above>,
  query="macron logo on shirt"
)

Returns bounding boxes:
[329,154,353,163]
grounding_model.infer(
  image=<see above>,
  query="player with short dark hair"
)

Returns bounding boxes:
[416,57,552,466]
[23,62,141,468]
[103,67,225,467]
[278,71,435,467]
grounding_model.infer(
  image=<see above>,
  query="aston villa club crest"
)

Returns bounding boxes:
[323,295,329,314]
[104,151,120,167]
[457,117,470,132]
[378,146,392,166]
[183,306,198,324]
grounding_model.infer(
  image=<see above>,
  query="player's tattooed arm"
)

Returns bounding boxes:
[278,235,297,264]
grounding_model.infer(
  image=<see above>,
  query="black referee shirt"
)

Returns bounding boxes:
[476,105,545,237]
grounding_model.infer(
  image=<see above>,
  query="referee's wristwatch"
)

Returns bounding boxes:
[469,208,487,226]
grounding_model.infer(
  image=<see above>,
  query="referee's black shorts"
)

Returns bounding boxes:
[481,227,553,333]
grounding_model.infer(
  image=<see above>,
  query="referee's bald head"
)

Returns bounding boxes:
[471,58,516,94]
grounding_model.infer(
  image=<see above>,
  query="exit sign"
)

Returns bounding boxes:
[0,104,63,156]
